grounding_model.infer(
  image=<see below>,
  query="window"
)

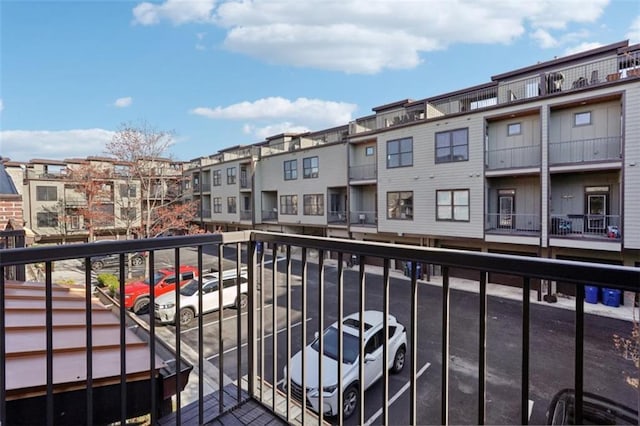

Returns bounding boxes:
[303,194,324,215]
[284,160,297,180]
[387,191,413,220]
[387,138,413,168]
[227,167,236,184]
[227,197,237,213]
[213,170,221,186]
[302,157,320,179]
[280,195,298,215]
[213,197,222,213]
[37,212,58,227]
[120,207,137,221]
[119,184,136,198]
[303,157,319,178]
[69,215,81,230]
[36,186,57,201]
[365,146,375,156]
[507,123,521,136]
[435,129,469,163]
[575,111,591,126]
[437,189,470,221]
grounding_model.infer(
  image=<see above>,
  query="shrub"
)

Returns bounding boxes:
[96,273,119,295]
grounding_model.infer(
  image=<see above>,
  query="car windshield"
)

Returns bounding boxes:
[179,280,200,296]
[311,326,360,364]
[144,272,165,285]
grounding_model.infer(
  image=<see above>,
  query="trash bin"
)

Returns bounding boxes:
[602,288,621,307]
[585,286,599,304]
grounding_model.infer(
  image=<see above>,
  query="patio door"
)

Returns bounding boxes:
[585,186,608,233]
[498,189,515,229]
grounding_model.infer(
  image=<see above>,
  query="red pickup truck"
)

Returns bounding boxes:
[121,265,199,314]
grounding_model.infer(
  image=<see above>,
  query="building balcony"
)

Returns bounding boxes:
[240,210,252,221]
[327,210,347,225]
[202,209,212,219]
[261,210,278,222]
[549,136,621,166]
[349,164,377,182]
[240,177,250,189]
[550,214,621,239]
[1,231,638,425]
[485,145,541,171]
[485,213,540,235]
[350,210,377,227]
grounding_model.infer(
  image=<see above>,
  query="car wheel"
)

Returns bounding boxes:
[391,345,406,374]
[133,297,150,314]
[342,384,358,419]
[91,260,104,271]
[236,294,248,310]
[179,308,195,326]
[131,256,144,266]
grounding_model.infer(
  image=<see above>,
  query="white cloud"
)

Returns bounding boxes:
[627,16,640,44]
[133,0,216,26]
[191,96,356,139]
[191,96,356,125]
[244,122,310,139]
[113,97,133,108]
[531,29,558,48]
[0,129,115,162]
[563,42,604,56]
[132,0,610,73]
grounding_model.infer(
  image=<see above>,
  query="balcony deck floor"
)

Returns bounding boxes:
[158,384,286,426]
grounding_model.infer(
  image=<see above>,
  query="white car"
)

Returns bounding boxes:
[284,310,407,419]
[154,269,248,325]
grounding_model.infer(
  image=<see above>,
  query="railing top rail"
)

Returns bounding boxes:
[251,231,640,290]
[0,232,250,266]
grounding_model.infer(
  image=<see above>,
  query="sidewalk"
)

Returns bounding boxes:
[322,258,636,323]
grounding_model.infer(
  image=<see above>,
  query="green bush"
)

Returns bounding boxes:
[96,273,119,295]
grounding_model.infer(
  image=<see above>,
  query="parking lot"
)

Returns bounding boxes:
[54,246,638,424]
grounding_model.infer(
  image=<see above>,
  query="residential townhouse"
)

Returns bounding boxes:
[186,40,640,292]
[5,156,185,243]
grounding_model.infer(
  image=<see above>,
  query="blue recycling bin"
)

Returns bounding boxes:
[602,288,621,307]
[406,261,423,279]
[585,286,599,304]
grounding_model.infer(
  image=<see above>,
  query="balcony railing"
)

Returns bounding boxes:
[349,164,377,181]
[550,214,621,239]
[549,136,621,165]
[327,210,347,224]
[1,232,639,425]
[201,183,211,193]
[240,177,250,189]
[350,210,377,226]
[240,210,252,221]
[261,210,278,222]
[486,145,541,170]
[485,213,540,234]
[202,209,212,219]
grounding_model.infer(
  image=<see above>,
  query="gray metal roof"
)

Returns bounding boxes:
[0,158,18,195]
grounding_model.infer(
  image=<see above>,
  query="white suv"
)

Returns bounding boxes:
[154,269,248,325]
[284,310,407,419]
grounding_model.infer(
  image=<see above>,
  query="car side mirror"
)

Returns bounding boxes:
[364,353,376,363]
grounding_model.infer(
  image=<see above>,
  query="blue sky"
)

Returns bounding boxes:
[1,0,639,163]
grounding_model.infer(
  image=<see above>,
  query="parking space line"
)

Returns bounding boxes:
[365,362,431,426]
[206,317,312,361]
[179,304,274,334]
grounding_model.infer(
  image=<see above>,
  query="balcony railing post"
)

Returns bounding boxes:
[441,266,450,425]
[478,272,487,424]
[574,285,585,424]
[521,277,531,425]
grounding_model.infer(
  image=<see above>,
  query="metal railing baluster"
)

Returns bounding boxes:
[478,271,487,424]
[441,266,450,425]
[522,277,530,425]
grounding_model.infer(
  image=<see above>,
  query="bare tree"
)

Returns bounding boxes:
[65,164,114,242]
[106,121,199,238]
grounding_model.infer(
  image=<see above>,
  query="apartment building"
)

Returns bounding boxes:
[5,156,185,243]
[188,40,640,283]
